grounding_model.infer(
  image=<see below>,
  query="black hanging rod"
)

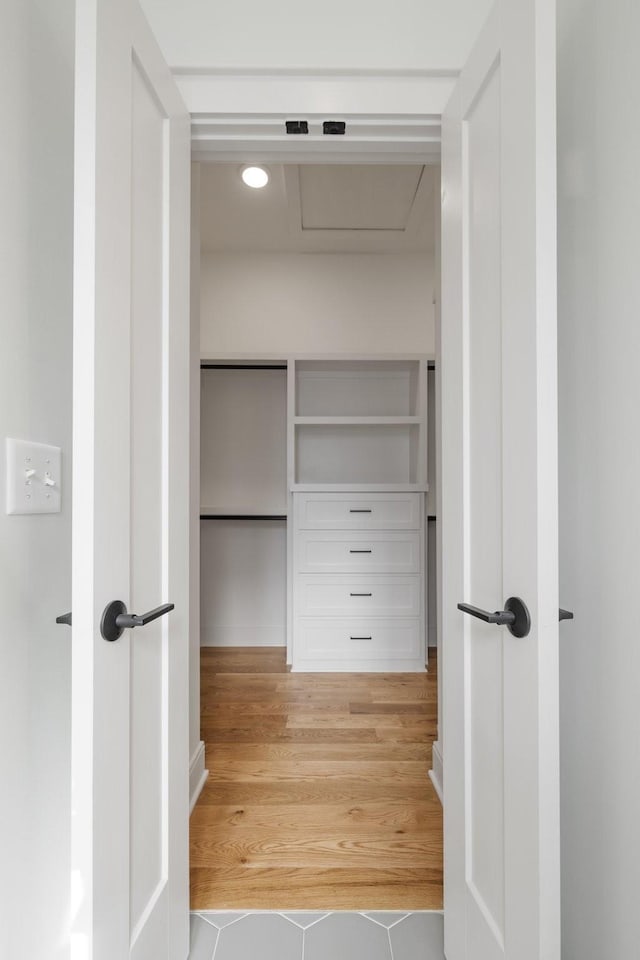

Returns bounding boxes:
[200,363,287,371]
[200,513,287,521]
[203,362,432,371]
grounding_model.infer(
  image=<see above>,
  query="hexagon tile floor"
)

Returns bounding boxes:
[189,911,445,960]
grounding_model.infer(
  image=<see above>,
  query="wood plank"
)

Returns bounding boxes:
[190,867,443,911]
[190,801,442,831]
[201,700,353,717]
[367,688,435,701]
[202,690,361,704]
[201,742,431,761]
[349,701,433,715]
[274,681,431,694]
[375,725,438,743]
[200,647,287,673]
[195,780,435,806]
[206,759,429,783]
[285,712,435,728]
[190,833,442,869]
[200,676,281,690]
[201,727,381,744]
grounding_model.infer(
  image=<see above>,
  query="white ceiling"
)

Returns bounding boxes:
[199,163,436,255]
[140,0,494,74]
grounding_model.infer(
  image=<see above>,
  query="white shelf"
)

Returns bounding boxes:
[295,360,422,418]
[290,358,427,488]
[291,483,428,493]
[295,422,421,486]
[294,416,421,426]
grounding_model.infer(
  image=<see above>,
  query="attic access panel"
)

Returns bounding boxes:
[298,164,425,231]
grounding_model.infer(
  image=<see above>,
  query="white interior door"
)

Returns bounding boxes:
[72,2,191,958]
[440,1,559,959]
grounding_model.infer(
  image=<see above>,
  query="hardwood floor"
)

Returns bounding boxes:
[190,647,442,911]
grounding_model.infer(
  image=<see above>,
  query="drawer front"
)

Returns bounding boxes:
[296,492,420,530]
[296,618,423,661]
[297,575,421,618]
[296,531,420,573]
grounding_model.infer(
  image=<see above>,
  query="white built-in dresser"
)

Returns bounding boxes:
[289,358,428,672]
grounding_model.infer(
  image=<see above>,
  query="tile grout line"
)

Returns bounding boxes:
[361,912,402,930]
[387,926,395,960]
[217,913,247,929]
[386,913,411,929]
[210,927,220,960]
[297,913,329,930]
[280,911,307,931]
[361,911,387,929]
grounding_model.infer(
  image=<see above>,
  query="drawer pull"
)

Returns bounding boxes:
[350,635,372,640]
[350,592,372,597]
[350,509,372,513]
[350,549,372,554]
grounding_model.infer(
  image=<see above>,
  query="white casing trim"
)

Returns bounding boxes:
[175,69,452,163]
[189,741,208,814]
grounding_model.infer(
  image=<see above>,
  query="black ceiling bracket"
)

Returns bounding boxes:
[323,120,346,135]
[285,120,308,135]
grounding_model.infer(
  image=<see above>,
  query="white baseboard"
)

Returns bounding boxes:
[429,739,443,806]
[200,626,286,647]
[189,740,208,814]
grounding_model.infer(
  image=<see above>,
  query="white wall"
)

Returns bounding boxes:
[0,2,74,958]
[140,0,493,72]
[201,521,288,647]
[201,252,435,356]
[200,369,288,512]
[557,1,640,957]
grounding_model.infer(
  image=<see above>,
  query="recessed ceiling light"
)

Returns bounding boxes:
[241,165,269,189]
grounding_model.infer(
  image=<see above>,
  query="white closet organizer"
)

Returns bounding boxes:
[199,357,429,665]
[289,358,428,672]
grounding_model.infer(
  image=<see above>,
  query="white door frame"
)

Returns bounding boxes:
[183,40,556,956]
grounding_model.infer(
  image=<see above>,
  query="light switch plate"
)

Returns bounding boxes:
[6,438,62,515]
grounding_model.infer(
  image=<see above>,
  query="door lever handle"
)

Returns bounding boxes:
[115,604,175,629]
[457,596,531,638]
[56,611,72,626]
[100,599,174,642]
[559,608,574,621]
[457,603,515,626]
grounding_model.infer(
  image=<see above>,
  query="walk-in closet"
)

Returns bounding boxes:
[191,161,442,910]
